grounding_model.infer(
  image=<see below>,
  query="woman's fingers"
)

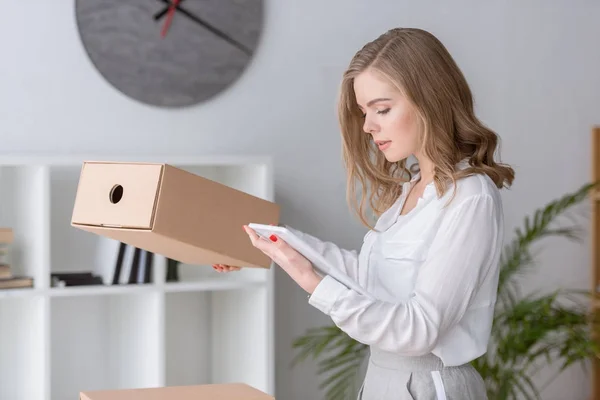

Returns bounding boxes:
[243,225,280,260]
[212,264,241,272]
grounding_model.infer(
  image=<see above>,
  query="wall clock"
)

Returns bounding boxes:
[75,0,264,108]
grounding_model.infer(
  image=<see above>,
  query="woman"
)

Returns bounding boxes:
[215,27,514,399]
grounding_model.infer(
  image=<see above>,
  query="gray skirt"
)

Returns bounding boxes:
[357,348,487,400]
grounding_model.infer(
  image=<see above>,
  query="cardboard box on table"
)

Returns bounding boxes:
[80,383,275,400]
[70,161,280,268]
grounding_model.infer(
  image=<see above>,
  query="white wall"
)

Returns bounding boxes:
[2,1,600,399]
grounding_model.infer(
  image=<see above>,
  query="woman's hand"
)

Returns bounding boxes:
[242,224,323,294]
[212,264,241,273]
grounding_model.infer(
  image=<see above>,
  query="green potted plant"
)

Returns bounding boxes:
[292,182,600,400]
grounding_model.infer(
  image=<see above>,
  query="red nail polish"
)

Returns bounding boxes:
[269,235,277,242]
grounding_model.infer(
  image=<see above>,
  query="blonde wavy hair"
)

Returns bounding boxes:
[338,27,515,228]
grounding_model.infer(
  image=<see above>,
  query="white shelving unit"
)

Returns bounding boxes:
[0,155,276,400]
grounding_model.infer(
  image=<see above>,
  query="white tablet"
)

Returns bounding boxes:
[248,223,372,298]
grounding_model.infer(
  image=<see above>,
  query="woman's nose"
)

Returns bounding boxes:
[363,117,378,134]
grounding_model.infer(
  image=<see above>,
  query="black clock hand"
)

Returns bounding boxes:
[155,0,251,56]
[153,0,186,20]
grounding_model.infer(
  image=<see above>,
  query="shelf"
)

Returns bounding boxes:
[0,155,276,399]
[208,287,271,393]
[172,262,269,287]
[163,276,266,292]
[165,291,211,386]
[1,277,267,298]
[50,292,163,400]
[165,286,271,393]
[46,277,266,297]
[0,165,49,288]
[47,284,156,297]
[0,297,46,400]
[0,287,42,299]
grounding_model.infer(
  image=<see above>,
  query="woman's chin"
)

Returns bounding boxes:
[382,150,409,163]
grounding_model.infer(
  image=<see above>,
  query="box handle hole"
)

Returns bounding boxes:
[109,184,123,204]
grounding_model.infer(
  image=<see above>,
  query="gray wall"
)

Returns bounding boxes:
[3,1,600,399]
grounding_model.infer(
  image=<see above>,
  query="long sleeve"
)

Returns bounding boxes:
[284,225,360,282]
[307,193,502,357]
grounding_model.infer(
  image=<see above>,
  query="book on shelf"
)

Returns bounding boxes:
[0,276,33,289]
[48,242,154,288]
[0,252,34,289]
[0,263,10,279]
[112,242,153,285]
[0,227,13,278]
[51,272,103,287]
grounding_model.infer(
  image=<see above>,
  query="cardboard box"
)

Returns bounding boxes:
[71,161,280,268]
[80,383,275,400]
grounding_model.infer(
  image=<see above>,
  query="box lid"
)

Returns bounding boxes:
[71,162,163,229]
[79,383,274,400]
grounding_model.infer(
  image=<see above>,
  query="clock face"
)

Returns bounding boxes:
[75,0,264,108]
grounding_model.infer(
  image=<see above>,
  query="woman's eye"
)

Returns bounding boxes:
[376,108,390,115]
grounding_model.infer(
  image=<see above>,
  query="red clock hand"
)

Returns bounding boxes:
[160,0,180,38]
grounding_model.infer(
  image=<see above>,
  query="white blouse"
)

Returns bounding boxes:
[289,161,504,367]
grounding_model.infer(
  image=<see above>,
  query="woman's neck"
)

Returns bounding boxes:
[415,155,435,184]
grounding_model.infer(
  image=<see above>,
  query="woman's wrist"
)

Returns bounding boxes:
[299,270,323,294]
